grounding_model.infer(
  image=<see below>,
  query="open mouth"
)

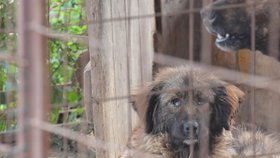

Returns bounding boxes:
[216,33,230,43]
[183,138,198,145]
[215,32,247,43]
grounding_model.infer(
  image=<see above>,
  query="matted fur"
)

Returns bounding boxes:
[120,67,280,158]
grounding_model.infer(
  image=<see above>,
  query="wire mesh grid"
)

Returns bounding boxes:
[0,0,279,157]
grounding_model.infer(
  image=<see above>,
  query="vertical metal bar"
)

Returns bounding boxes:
[249,2,256,157]
[5,0,15,132]
[267,0,279,132]
[125,0,133,137]
[62,8,70,155]
[188,0,195,157]
[200,1,212,156]
[138,0,144,85]
[16,0,50,157]
[188,0,194,63]
[200,0,212,64]
[61,2,72,157]
[62,48,69,158]
[268,0,279,59]
[4,0,14,145]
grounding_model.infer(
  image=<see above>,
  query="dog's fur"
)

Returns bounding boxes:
[120,67,280,158]
[201,0,280,59]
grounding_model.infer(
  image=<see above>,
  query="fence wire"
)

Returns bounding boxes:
[0,0,279,157]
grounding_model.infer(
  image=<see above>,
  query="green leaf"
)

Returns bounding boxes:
[67,90,81,103]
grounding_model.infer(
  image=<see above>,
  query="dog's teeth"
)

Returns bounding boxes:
[216,33,231,42]
[217,33,230,40]
[217,34,223,39]
[226,33,230,38]
[183,139,198,145]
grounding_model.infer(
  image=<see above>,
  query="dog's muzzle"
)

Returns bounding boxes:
[182,120,199,145]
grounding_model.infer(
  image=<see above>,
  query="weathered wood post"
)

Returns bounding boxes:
[85,0,155,157]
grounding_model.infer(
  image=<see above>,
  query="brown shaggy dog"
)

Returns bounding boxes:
[120,67,280,158]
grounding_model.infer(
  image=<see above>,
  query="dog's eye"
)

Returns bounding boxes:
[170,98,182,107]
[197,100,204,105]
[196,96,206,105]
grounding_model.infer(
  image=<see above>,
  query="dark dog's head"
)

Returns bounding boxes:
[134,67,244,151]
[200,0,270,53]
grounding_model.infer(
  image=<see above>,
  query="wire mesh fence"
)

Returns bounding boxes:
[0,0,279,157]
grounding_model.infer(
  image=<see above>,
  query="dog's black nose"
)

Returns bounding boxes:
[183,121,199,135]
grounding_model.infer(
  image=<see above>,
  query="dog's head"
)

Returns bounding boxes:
[134,67,244,149]
[200,0,270,53]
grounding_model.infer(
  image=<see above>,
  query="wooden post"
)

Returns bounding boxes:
[85,0,154,158]
[83,62,93,124]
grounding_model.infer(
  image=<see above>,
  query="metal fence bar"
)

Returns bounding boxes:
[62,4,72,157]
[154,53,280,94]
[0,0,275,157]
[16,0,50,157]
[200,0,213,64]
[268,0,280,59]
[4,0,15,146]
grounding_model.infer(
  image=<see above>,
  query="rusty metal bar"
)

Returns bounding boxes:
[62,36,69,158]
[0,53,16,62]
[154,53,280,94]
[16,0,50,157]
[200,0,213,64]
[249,2,257,156]
[268,0,280,59]
[30,24,89,43]
[5,0,15,145]
[188,0,195,157]
[82,2,259,26]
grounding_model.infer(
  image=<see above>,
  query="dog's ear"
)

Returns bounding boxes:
[145,83,164,133]
[133,82,164,134]
[212,85,244,131]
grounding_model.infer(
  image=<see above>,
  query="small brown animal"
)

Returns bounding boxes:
[120,67,280,158]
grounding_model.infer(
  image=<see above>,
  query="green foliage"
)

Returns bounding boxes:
[0,0,16,52]
[50,107,60,124]
[0,63,7,91]
[49,0,87,86]
[49,0,87,123]
[0,0,88,130]
[0,0,17,131]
